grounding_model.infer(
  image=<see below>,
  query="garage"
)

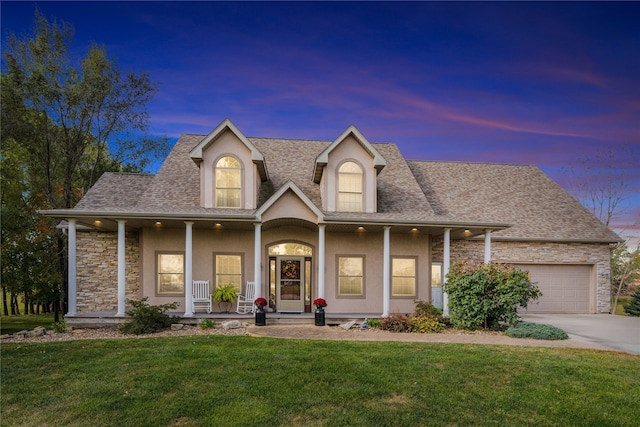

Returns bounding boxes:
[518,264,592,313]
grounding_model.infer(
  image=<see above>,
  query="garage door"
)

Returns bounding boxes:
[518,264,592,313]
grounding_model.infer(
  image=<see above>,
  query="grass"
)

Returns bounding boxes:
[0,313,55,335]
[2,336,639,426]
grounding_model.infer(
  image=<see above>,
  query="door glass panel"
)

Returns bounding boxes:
[280,259,301,300]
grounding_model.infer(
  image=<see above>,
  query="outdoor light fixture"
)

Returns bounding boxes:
[94,220,102,226]
[464,229,471,233]
[357,226,365,231]
[411,228,419,232]
[155,221,162,226]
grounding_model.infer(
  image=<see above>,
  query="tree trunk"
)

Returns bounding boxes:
[2,287,9,316]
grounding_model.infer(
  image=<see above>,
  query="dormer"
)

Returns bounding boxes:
[190,119,269,209]
[313,126,386,213]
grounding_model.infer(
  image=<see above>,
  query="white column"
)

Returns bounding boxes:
[443,228,451,317]
[184,221,194,317]
[67,219,77,316]
[116,220,127,316]
[254,223,262,299]
[484,229,492,264]
[382,226,391,317]
[318,224,326,299]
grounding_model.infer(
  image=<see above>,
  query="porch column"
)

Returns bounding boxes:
[254,223,262,299]
[382,226,391,317]
[184,221,194,317]
[318,224,326,299]
[484,229,492,264]
[116,220,127,316]
[443,228,451,317]
[67,219,77,316]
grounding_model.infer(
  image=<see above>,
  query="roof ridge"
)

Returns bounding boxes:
[407,159,534,167]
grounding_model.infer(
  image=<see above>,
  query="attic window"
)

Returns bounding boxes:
[215,156,241,208]
[338,161,363,212]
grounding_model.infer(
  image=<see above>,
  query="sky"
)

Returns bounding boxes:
[2,1,639,244]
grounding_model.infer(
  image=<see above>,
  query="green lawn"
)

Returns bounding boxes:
[0,313,55,335]
[2,336,639,426]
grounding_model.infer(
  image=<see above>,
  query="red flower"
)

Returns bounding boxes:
[313,298,327,308]
[254,297,268,309]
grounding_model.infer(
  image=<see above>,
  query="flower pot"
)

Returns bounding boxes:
[255,308,266,326]
[315,307,325,326]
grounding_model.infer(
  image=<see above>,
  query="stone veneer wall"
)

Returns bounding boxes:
[431,239,612,313]
[76,230,140,313]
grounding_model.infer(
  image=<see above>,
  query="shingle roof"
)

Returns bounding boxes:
[407,160,620,241]
[69,131,620,242]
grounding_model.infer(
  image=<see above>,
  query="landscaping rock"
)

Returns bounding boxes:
[171,323,185,330]
[71,329,86,334]
[26,328,47,338]
[340,320,357,330]
[223,320,242,330]
[0,334,12,340]
[14,330,29,337]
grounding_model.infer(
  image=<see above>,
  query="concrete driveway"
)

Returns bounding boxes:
[521,313,640,355]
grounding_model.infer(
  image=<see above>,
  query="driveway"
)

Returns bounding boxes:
[521,313,640,355]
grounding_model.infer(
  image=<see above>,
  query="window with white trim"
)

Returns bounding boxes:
[215,156,241,208]
[338,256,364,296]
[338,161,363,212]
[391,257,417,297]
[215,254,243,293]
[157,253,184,295]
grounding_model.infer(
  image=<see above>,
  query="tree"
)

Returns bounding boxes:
[563,145,639,315]
[623,287,640,317]
[1,9,169,320]
[611,243,640,315]
[444,261,542,329]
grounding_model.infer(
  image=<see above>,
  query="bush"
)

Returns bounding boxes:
[52,320,68,333]
[119,298,180,335]
[381,313,412,333]
[444,261,542,329]
[199,319,217,329]
[366,318,382,329]
[505,322,568,340]
[409,316,446,333]
[623,288,640,316]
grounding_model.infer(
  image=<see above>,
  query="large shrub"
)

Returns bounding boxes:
[444,261,542,329]
[119,298,180,335]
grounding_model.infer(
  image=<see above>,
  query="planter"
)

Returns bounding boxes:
[255,308,266,326]
[314,307,325,326]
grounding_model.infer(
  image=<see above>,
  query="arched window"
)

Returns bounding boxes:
[338,161,363,212]
[215,156,241,208]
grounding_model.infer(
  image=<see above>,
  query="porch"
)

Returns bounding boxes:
[65,310,380,329]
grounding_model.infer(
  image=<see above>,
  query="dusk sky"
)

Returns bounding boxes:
[2,1,639,243]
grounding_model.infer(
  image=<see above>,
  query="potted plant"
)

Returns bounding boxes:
[254,297,268,326]
[212,284,237,313]
[313,298,327,326]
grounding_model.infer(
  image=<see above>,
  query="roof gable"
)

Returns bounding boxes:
[313,125,386,183]
[189,119,269,181]
[256,181,323,222]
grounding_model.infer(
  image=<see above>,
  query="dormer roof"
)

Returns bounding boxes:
[189,119,269,181]
[312,125,386,183]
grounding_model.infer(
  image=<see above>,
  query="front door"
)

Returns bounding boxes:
[276,257,305,312]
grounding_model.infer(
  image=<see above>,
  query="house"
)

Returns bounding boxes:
[42,119,620,321]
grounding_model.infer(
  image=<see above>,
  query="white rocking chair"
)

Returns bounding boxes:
[236,281,256,314]
[192,280,212,313]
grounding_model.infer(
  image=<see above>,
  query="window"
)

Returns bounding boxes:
[338,161,363,212]
[392,257,417,297]
[215,254,243,293]
[338,256,364,296]
[215,156,241,208]
[157,253,184,295]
